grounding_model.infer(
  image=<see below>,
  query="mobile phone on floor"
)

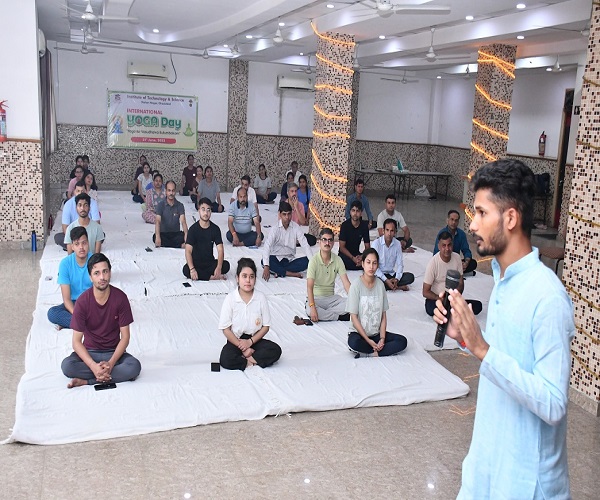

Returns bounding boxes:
[94,382,117,391]
[145,247,153,252]
[183,282,192,288]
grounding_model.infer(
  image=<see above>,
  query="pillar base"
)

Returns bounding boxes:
[569,387,600,417]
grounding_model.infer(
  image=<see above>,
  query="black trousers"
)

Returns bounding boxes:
[183,260,231,281]
[153,231,185,248]
[382,272,415,290]
[464,259,478,273]
[425,298,482,316]
[340,253,362,271]
[220,333,282,371]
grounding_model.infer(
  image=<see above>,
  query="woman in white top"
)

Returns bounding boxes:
[218,258,282,370]
[254,163,277,204]
[347,248,408,357]
[133,162,152,203]
[83,170,98,201]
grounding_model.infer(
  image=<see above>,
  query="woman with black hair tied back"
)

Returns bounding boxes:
[218,258,282,370]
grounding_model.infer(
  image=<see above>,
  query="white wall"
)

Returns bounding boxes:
[508,71,576,158]
[0,0,41,139]
[48,44,230,133]
[356,72,432,143]
[437,78,476,148]
[247,62,314,137]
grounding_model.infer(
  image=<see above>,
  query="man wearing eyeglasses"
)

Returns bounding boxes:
[306,228,352,322]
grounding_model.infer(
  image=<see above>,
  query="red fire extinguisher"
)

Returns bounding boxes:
[538,131,546,157]
[0,100,8,142]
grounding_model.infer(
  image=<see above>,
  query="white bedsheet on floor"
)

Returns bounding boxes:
[7,191,492,445]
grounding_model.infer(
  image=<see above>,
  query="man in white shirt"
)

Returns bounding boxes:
[377,194,412,251]
[262,201,313,281]
[372,219,415,291]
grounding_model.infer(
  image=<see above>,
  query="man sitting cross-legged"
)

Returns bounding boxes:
[64,192,104,255]
[376,194,413,251]
[372,219,415,291]
[226,186,263,247]
[306,228,351,322]
[154,180,188,249]
[433,209,477,275]
[183,197,230,281]
[262,201,313,281]
[47,226,92,330]
[55,181,101,250]
[423,230,482,316]
[61,253,142,388]
[339,200,371,270]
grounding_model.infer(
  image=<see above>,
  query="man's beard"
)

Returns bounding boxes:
[476,221,507,257]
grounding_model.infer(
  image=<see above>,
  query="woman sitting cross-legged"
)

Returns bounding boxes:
[347,248,408,357]
[218,258,282,371]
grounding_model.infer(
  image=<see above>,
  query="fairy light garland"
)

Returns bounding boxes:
[309,204,340,233]
[313,104,351,121]
[477,50,515,79]
[311,21,356,48]
[313,130,351,139]
[475,84,512,110]
[470,141,498,162]
[312,149,348,183]
[315,53,354,74]
[472,118,509,140]
[310,173,346,206]
[315,83,353,95]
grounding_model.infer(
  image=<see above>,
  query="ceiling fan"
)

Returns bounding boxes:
[57,30,103,54]
[423,27,471,63]
[291,54,315,74]
[67,0,139,23]
[380,71,418,84]
[361,0,451,16]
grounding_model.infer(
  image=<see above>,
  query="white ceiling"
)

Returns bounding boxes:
[37,0,592,77]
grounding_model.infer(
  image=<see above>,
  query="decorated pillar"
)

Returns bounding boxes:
[226,59,249,190]
[564,2,600,416]
[463,44,517,223]
[308,25,355,236]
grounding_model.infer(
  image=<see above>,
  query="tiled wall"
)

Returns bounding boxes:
[564,2,600,414]
[309,31,355,235]
[226,60,249,187]
[0,140,44,244]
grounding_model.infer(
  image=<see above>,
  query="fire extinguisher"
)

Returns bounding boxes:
[538,131,546,157]
[0,100,8,142]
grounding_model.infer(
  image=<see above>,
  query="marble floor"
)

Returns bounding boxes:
[0,194,597,499]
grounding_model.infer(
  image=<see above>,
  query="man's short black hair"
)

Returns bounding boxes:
[279,201,292,213]
[319,227,334,237]
[354,178,364,187]
[74,192,91,207]
[383,218,397,230]
[70,226,88,243]
[75,179,86,188]
[198,197,212,208]
[350,200,363,211]
[438,230,453,242]
[187,154,194,160]
[241,175,251,183]
[448,209,460,218]
[87,252,111,275]
[82,155,90,162]
[470,159,535,237]
[385,194,396,202]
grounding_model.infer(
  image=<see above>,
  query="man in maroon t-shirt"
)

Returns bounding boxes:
[61,253,141,388]
[180,154,197,196]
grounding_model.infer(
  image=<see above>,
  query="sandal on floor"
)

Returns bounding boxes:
[293,316,305,325]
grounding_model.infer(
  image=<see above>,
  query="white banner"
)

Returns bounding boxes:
[107,91,198,150]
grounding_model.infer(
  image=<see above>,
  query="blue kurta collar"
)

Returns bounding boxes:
[492,247,539,282]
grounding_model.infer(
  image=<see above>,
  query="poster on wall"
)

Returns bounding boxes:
[107,91,198,150]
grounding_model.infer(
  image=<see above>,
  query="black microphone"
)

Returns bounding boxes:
[434,269,461,348]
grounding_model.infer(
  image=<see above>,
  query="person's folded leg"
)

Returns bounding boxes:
[348,331,373,354]
[397,272,415,287]
[340,253,362,271]
[466,299,483,315]
[304,233,317,246]
[110,352,142,383]
[47,303,73,329]
[252,338,282,368]
[220,341,248,371]
[307,295,347,321]
[287,256,309,273]
[425,299,436,316]
[240,231,259,247]
[378,332,408,356]
[464,259,478,273]
[267,256,287,277]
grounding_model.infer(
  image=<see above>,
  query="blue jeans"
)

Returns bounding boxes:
[265,255,309,277]
[61,350,142,385]
[47,302,74,329]
[226,230,262,247]
[348,331,407,357]
[257,192,277,204]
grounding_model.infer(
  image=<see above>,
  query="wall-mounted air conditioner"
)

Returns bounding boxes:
[277,75,314,92]
[127,61,168,80]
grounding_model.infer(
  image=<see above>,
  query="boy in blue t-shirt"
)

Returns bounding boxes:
[47,226,92,329]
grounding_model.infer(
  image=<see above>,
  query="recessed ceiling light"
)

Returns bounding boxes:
[379,35,386,39]
[516,3,526,9]
[327,4,335,8]
[546,67,552,71]
[223,44,228,48]
[299,52,304,56]
[152,28,159,33]
[245,35,253,39]
[465,15,474,21]
[279,21,285,27]
[437,75,442,79]
[517,35,525,40]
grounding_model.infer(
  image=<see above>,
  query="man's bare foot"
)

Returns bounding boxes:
[399,285,409,291]
[67,378,87,389]
[403,247,415,253]
[55,324,63,331]
[209,274,226,280]
[287,271,303,278]
[246,355,258,368]
[372,351,379,357]
[180,243,186,248]
[243,347,255,358]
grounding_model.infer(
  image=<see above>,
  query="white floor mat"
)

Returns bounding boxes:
[7,191,490,444]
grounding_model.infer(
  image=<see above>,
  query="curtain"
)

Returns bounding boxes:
[40,49,57,157]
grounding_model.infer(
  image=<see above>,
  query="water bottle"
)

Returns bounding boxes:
[31,230,37,252]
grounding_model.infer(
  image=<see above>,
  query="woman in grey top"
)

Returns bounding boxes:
[347,248,408,357]
[254,163,277,204]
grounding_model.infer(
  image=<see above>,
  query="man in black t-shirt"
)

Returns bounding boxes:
[183,197,230,281]
[339,200,371,270]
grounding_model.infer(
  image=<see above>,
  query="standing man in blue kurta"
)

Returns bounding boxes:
[434,159,574,499]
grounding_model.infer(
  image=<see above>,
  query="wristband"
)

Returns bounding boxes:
[250,337,254,345]
[459,340,467,348]
[190,267,195,271]
[309,302,315,307]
